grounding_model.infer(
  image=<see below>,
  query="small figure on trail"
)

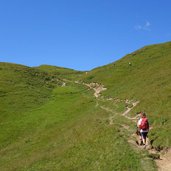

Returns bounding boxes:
[137,112,149,146]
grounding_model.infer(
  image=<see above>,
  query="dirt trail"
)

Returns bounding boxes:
[122,101,140,122]
[121,100,171,171]
[82,81,171,171]
[84,82,107,98]
[122,101,140,116]
[156,149,171,171]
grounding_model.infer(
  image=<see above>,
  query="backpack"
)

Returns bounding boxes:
[139,118,149,130]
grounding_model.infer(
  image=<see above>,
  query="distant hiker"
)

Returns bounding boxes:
[137,112,149,146]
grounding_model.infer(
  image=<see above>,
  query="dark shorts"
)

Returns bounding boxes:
[140,132,148,139]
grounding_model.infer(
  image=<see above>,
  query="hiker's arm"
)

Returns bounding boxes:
[137,119,142,128]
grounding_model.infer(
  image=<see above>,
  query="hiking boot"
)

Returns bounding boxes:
[140,141,144,146]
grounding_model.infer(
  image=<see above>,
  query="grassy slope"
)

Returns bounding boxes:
[0,62,156,170]
[0,63,61,114]
[0,62,62,146]
[35,65,76,74]
[82,41,171,148]
[0,85,156,171]
[35,64,84,80]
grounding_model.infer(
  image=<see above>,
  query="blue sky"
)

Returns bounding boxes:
[0,0,171,71]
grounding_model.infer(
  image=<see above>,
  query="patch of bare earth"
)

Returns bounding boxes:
[84,82,107,98]
[155,148,171,171]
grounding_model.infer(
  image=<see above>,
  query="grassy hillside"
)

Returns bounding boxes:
[35,65,84,80]
[0,62,157,170]
[1,41,170,170]
[0,62,63,148]
[81,41,171,148]
[0,62,62,115]
[35,65,76,74]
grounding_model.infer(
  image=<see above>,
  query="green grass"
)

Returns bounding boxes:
[35,64,84,80]
[0,84,156,171]
[0,62,62,115]
[0,66,156,171]
[1,40,170,170]
[81,41,171,148]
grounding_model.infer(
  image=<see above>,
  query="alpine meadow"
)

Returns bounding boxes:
[0,41,171,171]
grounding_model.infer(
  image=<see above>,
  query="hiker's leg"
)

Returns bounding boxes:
[142,137,145,145]
[137,130,142,145]
[139,132,144,145]
[141,132,148,145]
[140,132,145,145]
[139,135,143,145]
[145,132,148,145]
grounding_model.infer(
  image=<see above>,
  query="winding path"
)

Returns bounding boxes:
[81,81,171,171]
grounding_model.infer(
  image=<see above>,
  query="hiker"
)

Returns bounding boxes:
[137,112,149,146]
